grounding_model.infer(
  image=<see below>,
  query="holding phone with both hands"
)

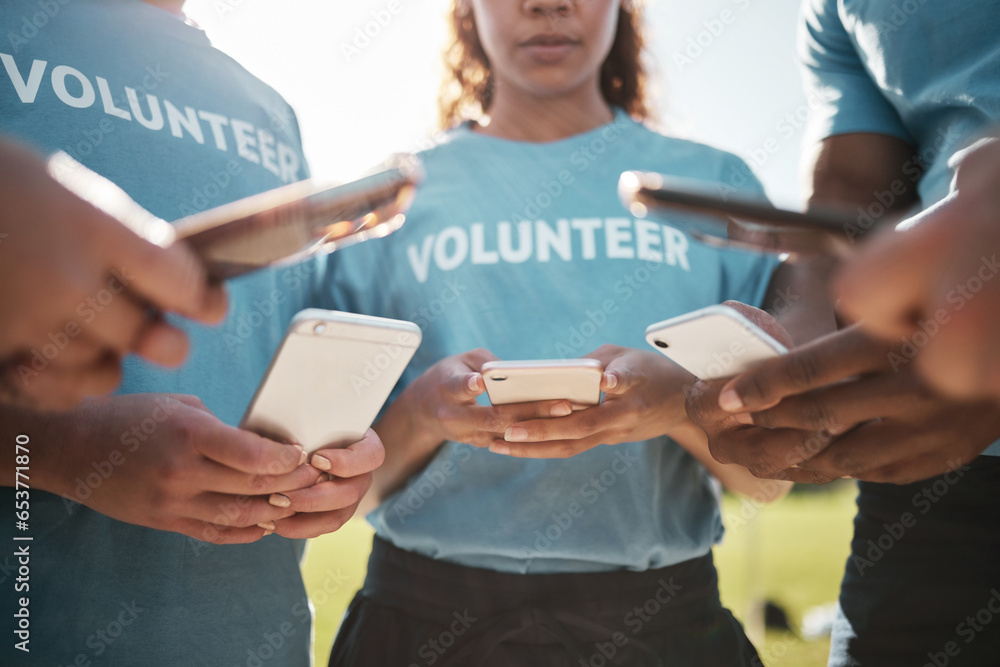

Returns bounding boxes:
[645,305,787,381]
[241,309,421,453]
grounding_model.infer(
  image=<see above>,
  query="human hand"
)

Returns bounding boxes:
[267,429,386,539]
[403,348,576,450]
[687,325,1000,484]
[488,345,694,459]
[33,394,319,543]
[0,138,227,411]
[835,135,1000,401]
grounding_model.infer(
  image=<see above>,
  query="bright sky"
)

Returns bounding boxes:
[184,0,808,207]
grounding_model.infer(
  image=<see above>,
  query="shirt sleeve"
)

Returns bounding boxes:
[798,0,912,145]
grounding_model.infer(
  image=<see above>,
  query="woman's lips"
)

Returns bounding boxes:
[520,34,580,62]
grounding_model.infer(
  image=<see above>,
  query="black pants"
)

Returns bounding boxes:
[830,456,1000,667]
[329,537,761,667]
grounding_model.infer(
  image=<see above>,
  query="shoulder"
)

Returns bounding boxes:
[617,120,766,197]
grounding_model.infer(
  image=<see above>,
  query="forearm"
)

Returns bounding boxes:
[766,259,838,346]
[804,133,920,216]
[367,387,445,506]
[671,422,792,501]
[768,134,921,345]
[0,403,77,496]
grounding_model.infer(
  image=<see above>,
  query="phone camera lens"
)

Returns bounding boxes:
[314,324,327,334]
[492,376,507,382]
[654,340,669,349]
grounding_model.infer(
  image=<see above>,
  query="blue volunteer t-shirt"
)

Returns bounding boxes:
[1,1,321,665]
[800,0,1000,207]
[800,0,1000,457]
[326,111,781,574]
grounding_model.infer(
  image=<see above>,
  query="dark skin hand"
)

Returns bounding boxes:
[836,135,1000,401]
[686,307,1000,485]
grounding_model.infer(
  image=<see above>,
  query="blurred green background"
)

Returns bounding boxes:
[302,482,857,666]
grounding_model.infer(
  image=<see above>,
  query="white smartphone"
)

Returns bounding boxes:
[240,309,421,452]
[644,305,787,380]
[481,359,603,410]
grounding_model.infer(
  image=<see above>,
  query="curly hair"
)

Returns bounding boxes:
[439,1,650,129]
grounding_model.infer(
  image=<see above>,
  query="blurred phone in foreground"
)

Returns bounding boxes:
[48,151,423,281]
[619,170,858,258]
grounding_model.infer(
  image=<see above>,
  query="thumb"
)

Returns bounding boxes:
[442,370,485,403]
[601,357,637,397]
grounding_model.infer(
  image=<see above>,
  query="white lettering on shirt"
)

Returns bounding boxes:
[0,53,303,183]
[1,54,45,103]
[406,219,693,283]
[52,65,94,109]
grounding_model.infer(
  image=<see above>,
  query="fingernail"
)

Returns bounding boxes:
[719,388,744,412]
[297,446,307,466]
[261,529,273,537]
[490,443,510,456]
[257,521,275,531]
[311,453,332,471]
[268,494,291,508]
[605,373,619,390]
[733,412,754,426]
[551,402,572,417]
[468,374,481,392]
[504,426,528,442]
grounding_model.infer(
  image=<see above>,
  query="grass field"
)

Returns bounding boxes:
[302,482,858,666]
